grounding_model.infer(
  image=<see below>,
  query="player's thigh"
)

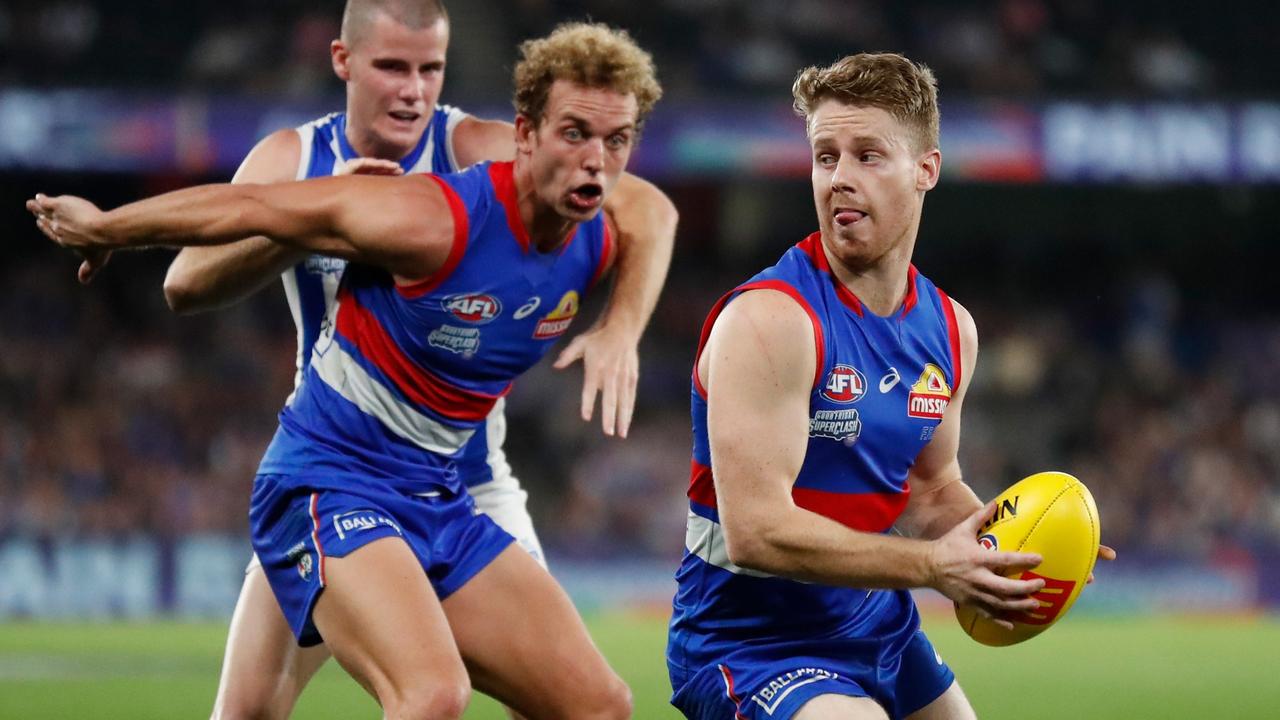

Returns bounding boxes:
[904,681,976,720]
[213,562,330,720]
[441,543,628,719]
[793,693,890,720]
[311,536,469,713]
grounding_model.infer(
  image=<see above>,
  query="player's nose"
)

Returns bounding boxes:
[581,138,604,173]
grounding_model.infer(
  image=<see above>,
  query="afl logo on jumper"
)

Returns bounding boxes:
[534,291,579,339]
[907,363,952,419]
[443,293,502,324]
[822,365,867,404]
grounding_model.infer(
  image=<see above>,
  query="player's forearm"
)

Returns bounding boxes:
[598,177,676,339]
[723,504,936,590]
[164,239,308,314]
[96,184,319,250]
[899,476,983,541]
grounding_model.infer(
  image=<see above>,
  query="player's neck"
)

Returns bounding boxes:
[513,159,576,253]
[345,123,415,163]
[822,233,917,318]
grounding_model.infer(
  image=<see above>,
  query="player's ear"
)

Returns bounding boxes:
[514,114,536,156]
[331,39,352,82]
[917,148,941,191]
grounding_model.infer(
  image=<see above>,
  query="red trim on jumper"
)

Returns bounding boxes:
[396,174,469,299]
[791,485,911,533]
[309,493,327,587]
[718,665,749,720]
[937,288,963,391]
[797,232,863,316]
[688,459,717,508]
[336,287,509,421]
[691,279,826,399]
[901,264,920,317]
[487,161,530,252]
[796,232,922,320]
[588,220,614,290]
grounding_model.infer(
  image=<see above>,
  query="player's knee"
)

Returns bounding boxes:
[574,673,632,720]
[211,683,292,720]
[387,680,471,720]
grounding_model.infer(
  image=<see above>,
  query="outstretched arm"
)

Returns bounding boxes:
[28,173,455,284]
[162,130,409,314]
[704,290,1045,624]
[162,129,308,314]
[454,115,680,437]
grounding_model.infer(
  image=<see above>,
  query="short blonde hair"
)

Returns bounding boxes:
[514,22,663,130]
[792,53,940,152]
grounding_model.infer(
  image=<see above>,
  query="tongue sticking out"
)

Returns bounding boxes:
[835,210,866,227]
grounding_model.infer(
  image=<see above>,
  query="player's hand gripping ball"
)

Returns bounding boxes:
[956,471,1100,646]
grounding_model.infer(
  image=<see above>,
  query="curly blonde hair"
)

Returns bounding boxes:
[792,53,940,152]
[514,22,663,130]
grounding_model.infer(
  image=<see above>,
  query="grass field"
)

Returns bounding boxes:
[1,612,1277,718]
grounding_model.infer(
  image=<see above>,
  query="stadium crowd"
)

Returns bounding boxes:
[0,0,1273,98]
[3,240,1278,565]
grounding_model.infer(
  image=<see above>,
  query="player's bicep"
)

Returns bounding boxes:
[705,291,816,530]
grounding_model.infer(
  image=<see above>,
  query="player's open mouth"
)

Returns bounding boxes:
[567,183,603,210]
[834,207,867,226]
[388,111,420,124]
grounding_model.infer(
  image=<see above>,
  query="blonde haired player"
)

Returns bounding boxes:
[666,53,1112,719]
[139,2,675,719]
[33,20,667,720]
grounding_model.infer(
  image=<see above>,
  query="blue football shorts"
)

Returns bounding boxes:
[671,629,955,720]
[249,473,514,646]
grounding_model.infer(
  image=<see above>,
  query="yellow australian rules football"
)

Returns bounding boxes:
[956,471,1101,646]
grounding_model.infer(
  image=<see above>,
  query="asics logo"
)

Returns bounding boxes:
[514,297,541,320]
[879,367,901,393]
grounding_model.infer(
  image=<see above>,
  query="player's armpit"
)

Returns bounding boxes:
[164,129,307,313]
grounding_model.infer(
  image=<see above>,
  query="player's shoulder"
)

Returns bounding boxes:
[233,128,303,183]
[450,115,516,168]
[944,293,978,350]
[715,284,815,350]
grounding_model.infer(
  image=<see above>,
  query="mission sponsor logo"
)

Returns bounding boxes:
[748,667,841,715]
[443,293,502,324]
[821,364,867,404]
[428,324,481,357]
[533,290,579,339]
[809,408,862,443]
[907,363,952,419]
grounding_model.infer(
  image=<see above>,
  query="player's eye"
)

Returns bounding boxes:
[606,133,630,149]
[563,128,584,142]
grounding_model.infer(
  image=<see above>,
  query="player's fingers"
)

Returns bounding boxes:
[981,573,1045,598]
[982,550,1042,573]
[960,501,997,534]
[553,337,585,369]
[972,588,1039,614]
[616,369,637,439]
[599,370,618,437]
[579,365,599,423]
[1098,544,1117,561]
[36,216,58,242]
[965,598,1014,629]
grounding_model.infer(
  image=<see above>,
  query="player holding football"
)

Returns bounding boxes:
[144,2,676,718]
[666,53,1113,719]
[32,21,661,720]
